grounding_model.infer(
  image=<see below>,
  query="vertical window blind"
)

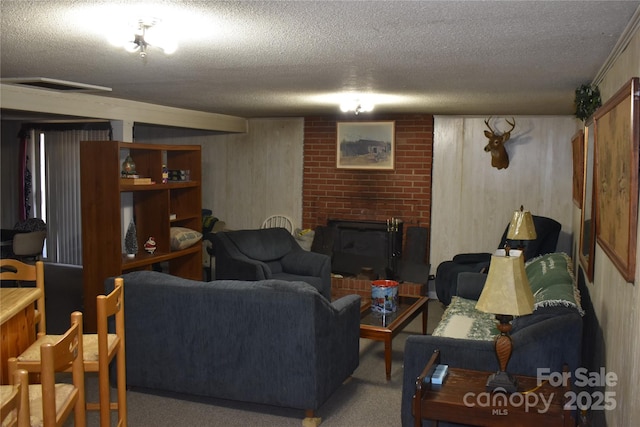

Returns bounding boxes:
[38,128,110,265]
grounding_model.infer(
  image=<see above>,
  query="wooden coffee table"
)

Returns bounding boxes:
[360,295,429,380]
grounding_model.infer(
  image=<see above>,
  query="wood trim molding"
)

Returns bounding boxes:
[0,83,247,133]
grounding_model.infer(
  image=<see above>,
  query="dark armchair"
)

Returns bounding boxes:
[435,215,561,305]
[212,227,332,299]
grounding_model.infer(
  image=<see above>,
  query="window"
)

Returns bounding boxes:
[29,127,110,264]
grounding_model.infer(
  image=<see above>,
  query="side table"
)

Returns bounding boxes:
[412,350,574,427]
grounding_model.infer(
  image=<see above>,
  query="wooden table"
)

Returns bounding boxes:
[0,287,41,384]
[360,295,429,380]
[412,350,573,427]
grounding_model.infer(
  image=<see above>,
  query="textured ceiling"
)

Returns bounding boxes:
[1,1,639,118]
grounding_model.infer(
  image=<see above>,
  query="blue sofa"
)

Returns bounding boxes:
[401,253,583,427]
[435,215,561,305]
[212,227,332,299]
[107,271,360,418]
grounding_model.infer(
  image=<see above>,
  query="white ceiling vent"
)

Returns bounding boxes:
[1,77,112,93]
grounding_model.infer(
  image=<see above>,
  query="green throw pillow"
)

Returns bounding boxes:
[525,253,583,314]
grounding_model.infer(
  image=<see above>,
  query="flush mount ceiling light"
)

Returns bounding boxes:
[109,17,177,58]
[340,98,375,115]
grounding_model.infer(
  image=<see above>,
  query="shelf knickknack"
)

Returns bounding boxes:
[122,154,137,176]
[124,219,139,257]
[574,84,602,121]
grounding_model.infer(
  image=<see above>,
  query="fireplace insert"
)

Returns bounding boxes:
[327,219,403,279]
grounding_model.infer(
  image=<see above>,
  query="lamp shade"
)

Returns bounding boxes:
[507,206,537,240]
[475,251,534,316]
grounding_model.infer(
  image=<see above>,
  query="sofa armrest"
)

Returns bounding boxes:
[451,252,491,264]
[323,293,362,395]
[331,294,361,313]
[456,272,487,300]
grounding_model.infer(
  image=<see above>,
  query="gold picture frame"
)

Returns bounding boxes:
[593,77,639,283]
[579,120,596,282]
[336,121,395,170]
[571,129,585,208]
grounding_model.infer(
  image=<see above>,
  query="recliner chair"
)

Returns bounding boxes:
[435,215,561,305]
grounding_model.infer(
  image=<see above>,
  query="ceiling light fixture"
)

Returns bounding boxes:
[340,99,375,115]
[110,18,177,58]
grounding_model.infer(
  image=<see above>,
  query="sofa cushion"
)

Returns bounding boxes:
[512,304,577,334]
[227,228,293,261]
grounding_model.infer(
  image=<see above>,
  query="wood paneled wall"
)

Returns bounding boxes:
[135,118,304,231]
[430,116,578,269]
[580,24,640,427]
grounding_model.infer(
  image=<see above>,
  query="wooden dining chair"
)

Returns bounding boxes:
[83,277,127,427]
[9,278,127,427]
[0,369,30,427]
[0,259,46,336]
[8,311,86,427]
[261,214,294,234]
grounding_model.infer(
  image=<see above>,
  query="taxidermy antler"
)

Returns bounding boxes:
[484,117,516,170]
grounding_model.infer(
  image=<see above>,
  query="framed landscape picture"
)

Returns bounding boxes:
[337,121,395,170]
[593,77,639,283]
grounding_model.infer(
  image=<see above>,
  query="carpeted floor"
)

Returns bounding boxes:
[68,299,445,427]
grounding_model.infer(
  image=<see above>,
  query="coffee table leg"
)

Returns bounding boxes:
[385,336,392,380]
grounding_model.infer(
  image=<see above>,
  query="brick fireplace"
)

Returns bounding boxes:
[302,114,434,264]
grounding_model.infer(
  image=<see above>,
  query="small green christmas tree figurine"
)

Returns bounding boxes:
[125,219,138,257]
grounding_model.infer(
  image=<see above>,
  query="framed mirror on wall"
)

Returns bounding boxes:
[579,119,596,282]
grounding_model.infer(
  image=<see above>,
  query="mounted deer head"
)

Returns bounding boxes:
[484,117,516,169]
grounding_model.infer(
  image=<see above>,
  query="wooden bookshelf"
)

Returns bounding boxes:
[80,141,202,331]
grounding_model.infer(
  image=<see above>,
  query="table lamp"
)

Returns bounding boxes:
[475,246,534,393]
[507,205,537,255]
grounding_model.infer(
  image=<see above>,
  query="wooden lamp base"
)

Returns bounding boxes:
[487,314,518,393]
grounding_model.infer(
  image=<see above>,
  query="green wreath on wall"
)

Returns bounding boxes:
[574,84,602,121]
